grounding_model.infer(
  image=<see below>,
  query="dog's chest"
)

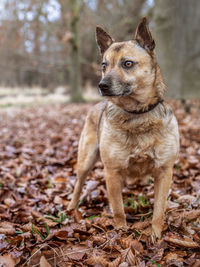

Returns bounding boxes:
[126,134,157,176]
[101,126,160,174]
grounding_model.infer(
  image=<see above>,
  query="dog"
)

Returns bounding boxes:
[68,17,179,240]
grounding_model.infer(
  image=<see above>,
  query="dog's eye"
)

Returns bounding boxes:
[101,62,107,71]
[123,61,134,69]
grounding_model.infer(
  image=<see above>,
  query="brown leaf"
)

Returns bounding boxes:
[53,176,67,183]
[164,234,199,248]
[53,176,67,190]
[108,257,121,267]
[85,255,108,266]
[0,227,16,235]
[166,200,180,209]
[184,253,197,266]
[92,235,107,246]
[55,230,68,240]
[131,219,151,230]
[40,255,52,267]
[164,252,179,261]
[188,156,199,167]
[178,195,196,204]
[118,263,129,267]
[184,209,200,221]
[94,216,114,228]
[0,254,16,267]
[4,197,15,207]
[193,232,200,243]
[64,246,87,261]
[27,248,41,266]
[121,247,136,265]
[53,195,68,206]
[73,209,83,223]
[120,238,144,254]
[131,240,144,254]
[0,222,16,235]
[10,235,23,246]
[151,248,164,262]
[192,260,200,267]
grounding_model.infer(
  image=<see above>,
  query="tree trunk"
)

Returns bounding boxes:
[153,0,200,98]
[69,0,84,102]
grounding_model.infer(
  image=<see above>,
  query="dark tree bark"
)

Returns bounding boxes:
[153,0,200,98]
[68,0,84,102]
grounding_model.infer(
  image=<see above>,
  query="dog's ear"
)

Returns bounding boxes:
[135,17,155,52]
[96,26,114,54]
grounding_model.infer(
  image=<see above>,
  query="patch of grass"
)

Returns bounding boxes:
[16,230,23,235]
[44,222,50,236]
[144,257,161,267]
[148,177,154,184]
[174,164,181,172]
[123,195,135,208]
[31,221,46,240]
[137,195,150,208]
[30,220,50,240]
[87,215,100,220]
[76,196,85,209]
[47,177,53,188]
[45,212,67,223]
[140,216,145,222]
[190,221,198,227]
[124,194,150,210]
[133,229,140,236]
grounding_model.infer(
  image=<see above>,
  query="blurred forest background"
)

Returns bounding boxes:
[0,0,200,102]
[0,1,200,265]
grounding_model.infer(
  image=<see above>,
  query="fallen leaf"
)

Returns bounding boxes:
[164,234,199,248]
[55,230,68,240]
[0,254,16,267]
[40,255,52,267]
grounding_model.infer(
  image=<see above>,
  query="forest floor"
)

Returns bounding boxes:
[0,99,199,267]
[0,86,100,107]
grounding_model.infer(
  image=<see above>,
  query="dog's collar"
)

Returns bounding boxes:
[123,99,164,114]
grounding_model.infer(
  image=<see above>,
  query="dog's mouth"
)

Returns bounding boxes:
[99,88,132,97]
[99,91,121,97]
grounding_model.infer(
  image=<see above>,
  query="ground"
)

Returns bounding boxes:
[0,100,199,267]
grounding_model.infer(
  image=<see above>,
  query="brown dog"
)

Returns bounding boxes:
[68,17,179,240]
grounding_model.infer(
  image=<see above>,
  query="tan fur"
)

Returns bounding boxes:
[68,18,179,240]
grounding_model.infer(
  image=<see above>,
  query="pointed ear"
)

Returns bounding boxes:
[135,17,155,52]
[96,26,114,54]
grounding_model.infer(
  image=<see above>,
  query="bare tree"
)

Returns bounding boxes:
[0,0,147,93]
[68,0,84,102]
[153,0,200,98]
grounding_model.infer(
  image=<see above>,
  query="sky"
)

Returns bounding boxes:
[0,0,154,53]
[0,0,154,22]
[0,0,61,22]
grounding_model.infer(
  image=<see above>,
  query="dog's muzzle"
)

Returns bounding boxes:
[98,80,111,96]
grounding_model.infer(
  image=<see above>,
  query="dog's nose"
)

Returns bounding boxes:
[98,81,110,91]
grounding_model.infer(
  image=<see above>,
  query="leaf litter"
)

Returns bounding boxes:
[0,100,199,266]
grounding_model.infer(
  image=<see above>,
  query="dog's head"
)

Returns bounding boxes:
[96,18,165,110]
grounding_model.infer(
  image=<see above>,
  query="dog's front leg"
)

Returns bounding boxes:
[152,166,173,239]
[104,167,126,228]
[68,115,99,210]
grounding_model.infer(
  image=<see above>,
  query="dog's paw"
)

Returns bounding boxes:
[67,201,76,211]
[116,224,128,232]
[151,224,162,243]
[114,217,127,231]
